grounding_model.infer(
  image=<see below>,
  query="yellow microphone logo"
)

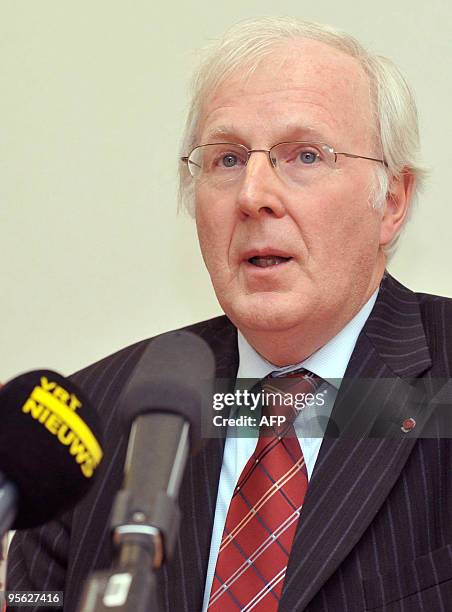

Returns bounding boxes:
[21,377,103,478]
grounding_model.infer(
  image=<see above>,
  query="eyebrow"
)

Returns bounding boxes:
[203,125,243,143]
[202,124,333,145]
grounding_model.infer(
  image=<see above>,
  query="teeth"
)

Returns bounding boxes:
[249,256,290,267]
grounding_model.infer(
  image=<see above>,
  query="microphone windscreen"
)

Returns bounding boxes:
[0,370,103,529]
[118,331,215,451]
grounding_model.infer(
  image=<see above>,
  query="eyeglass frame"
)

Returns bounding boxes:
[180,141,388,179]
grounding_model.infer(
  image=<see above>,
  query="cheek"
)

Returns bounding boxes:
[301,179,382,262]
[195,188,235,267]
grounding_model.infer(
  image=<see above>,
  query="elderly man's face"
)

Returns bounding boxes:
[194,40,391,354]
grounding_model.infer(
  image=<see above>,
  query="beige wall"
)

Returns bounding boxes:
[1,0,451,380]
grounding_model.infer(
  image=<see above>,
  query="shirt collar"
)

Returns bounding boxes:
[237,288,379,389]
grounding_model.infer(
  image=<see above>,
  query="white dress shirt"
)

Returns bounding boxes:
[201,290,378,610]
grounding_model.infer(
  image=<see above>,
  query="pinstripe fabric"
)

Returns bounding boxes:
[6,273,452,611]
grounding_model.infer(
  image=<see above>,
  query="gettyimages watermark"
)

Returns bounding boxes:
[198,378,452,439]
[212,388,326,412]
[204,379,330,436]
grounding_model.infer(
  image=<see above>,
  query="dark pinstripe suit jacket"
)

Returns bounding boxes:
[7,274,452,611]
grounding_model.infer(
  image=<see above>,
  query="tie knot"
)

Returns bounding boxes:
[259,368,323,434]
[265,367,322,394]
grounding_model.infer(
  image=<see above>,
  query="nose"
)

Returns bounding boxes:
[235,150,287,219]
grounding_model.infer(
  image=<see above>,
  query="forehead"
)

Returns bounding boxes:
[198,39,375,148]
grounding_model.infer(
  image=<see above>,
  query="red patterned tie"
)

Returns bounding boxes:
[208,369,322,611]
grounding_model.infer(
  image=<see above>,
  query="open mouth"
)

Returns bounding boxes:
[247,255,292,268]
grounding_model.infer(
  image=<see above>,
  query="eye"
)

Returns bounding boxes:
[278,143,324,167]
[211,148,247,171]
[299,150,318,164]
[222,153,238,168]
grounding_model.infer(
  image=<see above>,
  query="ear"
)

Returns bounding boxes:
[379,169,415,247]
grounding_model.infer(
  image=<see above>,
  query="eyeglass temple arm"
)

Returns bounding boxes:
[181,156,202,169]
[335,152,388,167]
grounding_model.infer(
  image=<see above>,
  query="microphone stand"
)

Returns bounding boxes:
[77,415,190,612]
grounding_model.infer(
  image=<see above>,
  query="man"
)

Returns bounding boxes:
[7,17,452,611]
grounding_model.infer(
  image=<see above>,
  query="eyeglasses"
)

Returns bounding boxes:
[181,141,387,186]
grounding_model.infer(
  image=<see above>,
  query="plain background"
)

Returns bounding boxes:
[1,0,451,380]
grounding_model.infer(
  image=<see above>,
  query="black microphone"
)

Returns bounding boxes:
[78,330,215,612]
[0,370,103,533]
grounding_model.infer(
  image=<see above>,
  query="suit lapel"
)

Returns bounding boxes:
[162,317,238,611]
[280,274,434,611]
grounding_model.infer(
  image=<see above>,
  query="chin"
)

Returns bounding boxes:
[220,292,307,333]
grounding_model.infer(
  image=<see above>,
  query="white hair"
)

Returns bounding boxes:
[178,16,426,255]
